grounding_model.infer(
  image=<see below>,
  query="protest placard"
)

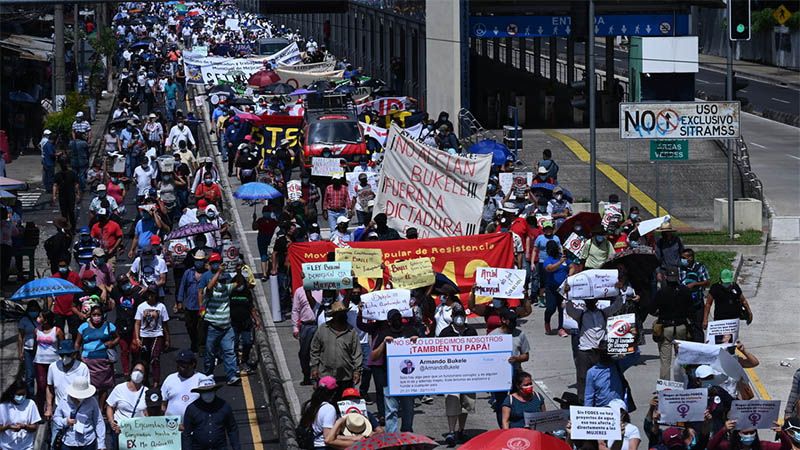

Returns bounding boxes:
[373,125,492,238]
[337,399,368,416]
[562,299,613,330]
[675,340,721,366]
[387,335,512,396]
[524,409,570,432]
[221,239,239,274]
[335,248,383,278]
[301,262,353,290]
[656,379,685,391]
[564,233,587,257]
[287,180,302,202]
[730,400,781,430]
[474,267,526,299]
[311,157,344,177]
[360,289,413,320]
[388,257,435,290]
[537,215,554,228]
[118,416,181,450]
[570,406,621,441]
[606,314,637,355]
[346,172,379,200]
[705,319,739,346]
[224,18,240,30]
[499,172,533,197]
[658,388,708,424]
[563,269,619,300]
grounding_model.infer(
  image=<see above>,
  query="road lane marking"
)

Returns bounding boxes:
[786,154,800,161]
[241,372,263,444]
[544,130,686,227]
[749,142,767,149]
[771,97,790,104]
[697,79,711,84]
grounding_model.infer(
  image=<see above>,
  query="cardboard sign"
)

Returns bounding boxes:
[656,379,685,391]
[562,299,612,330]
[335,248,383,278]
[499,172,533,196]
[570,406,621,441]
[118,416,181,450]
[301,262,353,290]
[730,400,782,430]
[287,180,302,202]
[337,399,368,416]
[387,336,512,396]
[311,157,344,177]
[606,314,637,355]
[360,289,413,321]
[564,233,587,257]
[524,409,570,432]
[221,239,239,274]
[474,267,526,299]
[675,340,721,366]
[658,388,708,424]
[563,269,619,299]
[705,319,739,346]
[388,257,435,290]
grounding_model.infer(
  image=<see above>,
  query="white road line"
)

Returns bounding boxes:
[750,142,767,149]
[697,79,711,84]
[786,154,800,161]
[771,97,791,104]
[740,89,748,93]
[614,58,622,62]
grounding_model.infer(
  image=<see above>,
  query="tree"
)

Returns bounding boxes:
[88,25,117,93]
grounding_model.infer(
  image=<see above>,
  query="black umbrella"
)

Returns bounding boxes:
[207,85,236,96]
[307,80,336,92]
[261,83,295,95]
[227,97,255,106]
[601,247,659,310]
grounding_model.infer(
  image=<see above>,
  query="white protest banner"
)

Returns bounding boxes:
[360,122,389,146]
[499,172,533,197]
[524,409,570,432]
[474,267,526,299]
[276,67,344,88]
[279,59,336,72]
[563,269,619,300]
[346,172,379,200]
[619,101,741,140]
[658,388,708,424]
[301,262,353,290]
[606,314,637,355]
[287,180,302,202]
[730,400,782,430]
[570,406,621,441]
[387,335,512,396]
[705,319,739,346]
[564,233,587,257]
[675,340,720,366]
[337,399,368,416]
[374,125,492,238]
[224,18,240,30]
[311,157,344,177]
[360,289,413,321]
[118,416,181,450]
[656,379,685,391]
[562,299,612,330]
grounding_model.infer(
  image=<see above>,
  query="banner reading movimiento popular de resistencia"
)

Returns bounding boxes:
[373,125,492,238]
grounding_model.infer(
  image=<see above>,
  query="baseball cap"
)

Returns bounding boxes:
[542,221,554,229]
[145,389,163,408]
[78,226,90,235]
[537,166,548,175]
[209,253,222,263]
[196,199,208,210]
[96,184,107,192]
[661,427,685,448]
[92,247,106,257]
[150,235,162,246]
[43,129,52,135]
[695,365,719,380]
[341,387,361,399]
[176,349,196,363]
[720,269,734,283]
[76,111,84,118]
[336,216,350,225]
[318,376,338,391]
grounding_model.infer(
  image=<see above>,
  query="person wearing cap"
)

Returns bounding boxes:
[369,213,402,241]
[547,186,572,229]
[652,267,693,379]
[236,141,261,184]
[73,226,100,268]
[655,222,684,280]
[90,208,123,271]
[352,172,376,226]
[161,349,203,422]
[537,148,559,181]
[195,171,223,209]
[133,153,157,204]
[45,340,90,421]
[52,377,106,450]
[68,132,90,193]
[178,249,209,353]
[199,253,242,386]
[310,301,362,389]
[580,224,614,270]
[118,120,143,178]
[703,268,753,331]
[79,247,115,301]
[111,274,139,377]
[583,341,626,408]
[330,215,353,244]
[50,255,83,336]
[534,220,561,302]
[323,173,352,231]
[182,375,241,450]
[143,388,163,417]
[143,112,164,151]
[71,111,92,142]
[127,243,168,295]
[224,116,247,176]
[106,361,148,444]
[230,270,260,374]
[40,129,56,191]
[127,202,168,259]
[679,248,710,342]
[89,183,122,223]
[532,165,555,185]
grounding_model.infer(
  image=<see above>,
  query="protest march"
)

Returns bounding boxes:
[0,1,797,450]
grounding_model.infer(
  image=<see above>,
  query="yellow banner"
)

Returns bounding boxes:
[388,257,435,290]
[336,248,384,278]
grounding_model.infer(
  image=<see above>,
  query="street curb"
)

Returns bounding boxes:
[190,87,301,449]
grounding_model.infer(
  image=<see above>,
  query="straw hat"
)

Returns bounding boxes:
[67,377,96,400]
[341,413,373,438]
[658,222,675,232]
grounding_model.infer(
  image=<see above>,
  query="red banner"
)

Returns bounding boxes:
[288,233,515,295]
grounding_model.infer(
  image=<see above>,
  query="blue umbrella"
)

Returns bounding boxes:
[288,88,315,96]
[468,140,513,167]
[234,182,282,201]
[11,277,83,301]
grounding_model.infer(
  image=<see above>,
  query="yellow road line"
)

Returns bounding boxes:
[544,129,686,228]
[745,366,772,400]
[241,373,264,443]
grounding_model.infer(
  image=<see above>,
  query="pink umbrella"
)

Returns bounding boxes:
[236,112,262,122]
[247,69,280,88]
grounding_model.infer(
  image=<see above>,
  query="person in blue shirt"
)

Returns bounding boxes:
[543,240,570,337]
[177,250,208,353]
[40,130,56,191]
[533,221,561,303]
[224,116,248,176]
[164,77,179,122]
[73,227,100,267]
[584,342,625,408]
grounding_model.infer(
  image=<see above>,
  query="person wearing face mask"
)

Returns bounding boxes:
[192,157,220,192]
[703,269,753,331]
[133,286,171,388]
[652,268,693,379]
[79,247,114,302]
[236,142,261,184]
[310,301,362,388]
[73,227,100,268]
[51,257,83,338]
[678,249,710,342]
[178,250,209,354]
[16,301,41,398]
[230,273,261,374]
[45,217,73,274]
[580,224,615,270]
[489,308,531,425]
[161,349,203,425]
[199,254,241,386]
[708,418,789,450]
[438,308,477,444]
[166,117,196,151]
[352,172,376,226]
[128,244,168,296]
[330,216,353,244]
[89,184,121,224]
[44,340,90,422]
[434,294,463,337]
[0,379,41,449]
[91,208,123,271]
[224,116,247,176]
[52,377,106,450]
[183,375,241,450]
[501,371,546,429]
[133,155,157,204]
[33,311,63,413]
[252,205,279,282]
[113,274,140,377]
[106,362,148,448]
[781,417,800,450]
[322,173,352,232]
[547,186,572,229]
[75,304,119,409]
[194,173,223,209]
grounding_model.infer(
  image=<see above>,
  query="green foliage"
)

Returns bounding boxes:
[88,25,117,58]
[695,251,736,282]
[788,12,800,31]
[680,229,763,245]
[751,8,777,33]
[43,92,87,141]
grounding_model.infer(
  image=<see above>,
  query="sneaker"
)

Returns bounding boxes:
[421,395,434,404]
[227,376,241,386]
[445,433,456,447]
[558,328,569,338]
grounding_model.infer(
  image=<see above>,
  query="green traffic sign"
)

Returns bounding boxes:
[650,140,689,161]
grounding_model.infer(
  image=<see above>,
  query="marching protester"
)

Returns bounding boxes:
[182,376,241,450]
[105,362,148,448]
[0,380,41,449]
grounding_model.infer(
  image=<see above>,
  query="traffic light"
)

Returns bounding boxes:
[728,0,751,41]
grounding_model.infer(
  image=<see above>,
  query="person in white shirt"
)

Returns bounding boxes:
[133,157,157,202]
[128,247,168,295]
[0,380,41,450]
[161,349,202,421]
[165,119,196,150]
[52,378,106,450]
[133,287,171,387]
[45,340,90,421]
[106,362,148,438]
[434,294,464,337]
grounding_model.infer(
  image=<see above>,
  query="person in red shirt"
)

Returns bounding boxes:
[194,173,223,208]
[50,256,82,338]
[531,166,556,185]
[90,209,123,271]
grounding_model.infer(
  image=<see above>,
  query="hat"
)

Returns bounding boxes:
[310,223,320,230]
[658,222,675,232]
[67,377,96,400]
[318,376,338,391]
[720,269,734,283]
[553,186,564,194]
[145,389,163,408]
[194,249,208,260]
[342,413,373,438]
[96,183,107,192]
[76,111,84,118]
[78,226,91,235]
[331,173,344,180]
[196,199,208,210]
[209,252,222,263]
[661,427,685,448]
[43,129,52,135]
[336,216,350,225]
[500,202,517,214]
[607,398,628,412]
[176,349,196,363]
[149,113,157,118]
[191,375,222,393]
[537,166,548,175]
[695,365,719,380]
[56,339,77,355]
[326,301,347,316]
[92,247,106,257]
[542,221,554,229]
[665,267,680,282]
[341,387,361,399]
[149,235,162,245]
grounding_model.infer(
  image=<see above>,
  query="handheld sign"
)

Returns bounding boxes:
[730,400,781,430]
[335,248,383,278]
[656,379,685,391]
[360,289,413,321]
[474,267,526,299]
[658,388,708,424]
[564,233,587,257]
[301,262,353,290]
[337,399,368,416]
[118,416,182,450]
[563,269,619,299]
[606,314,637,355]
[705,319,739,346]
[570,406,621,441]
[524,409,570,432]
[311,157,344,177]
[388,257,435,290]
[287,180,302,202]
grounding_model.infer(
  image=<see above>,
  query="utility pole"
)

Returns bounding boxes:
[588,0,597,212]
[75,3,81,88]
[726,39,735,239]
[54,3,66,108]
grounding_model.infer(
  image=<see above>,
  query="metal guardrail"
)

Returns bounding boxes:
[457,108,498,148]
[716,135,765,204]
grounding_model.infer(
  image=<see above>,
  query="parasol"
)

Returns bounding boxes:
[11,277,83,301]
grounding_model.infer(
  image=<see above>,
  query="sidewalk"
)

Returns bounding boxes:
[699,53,800,89]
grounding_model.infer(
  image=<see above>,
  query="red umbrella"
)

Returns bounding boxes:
[236,112,262,123]
[460,429,571,450]
[555,211,602,241]
[247,69,280,88]
[347,432,437,450]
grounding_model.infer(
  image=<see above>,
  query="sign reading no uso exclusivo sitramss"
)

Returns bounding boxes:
[619,102,741,140]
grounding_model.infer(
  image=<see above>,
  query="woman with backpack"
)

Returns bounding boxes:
[114,274,141,377]
[74,304,120,412]
[297,376,364,449]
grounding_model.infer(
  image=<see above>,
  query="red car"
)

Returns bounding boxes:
[302,94,369,167]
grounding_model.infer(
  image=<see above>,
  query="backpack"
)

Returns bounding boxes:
[294,423,316,450]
